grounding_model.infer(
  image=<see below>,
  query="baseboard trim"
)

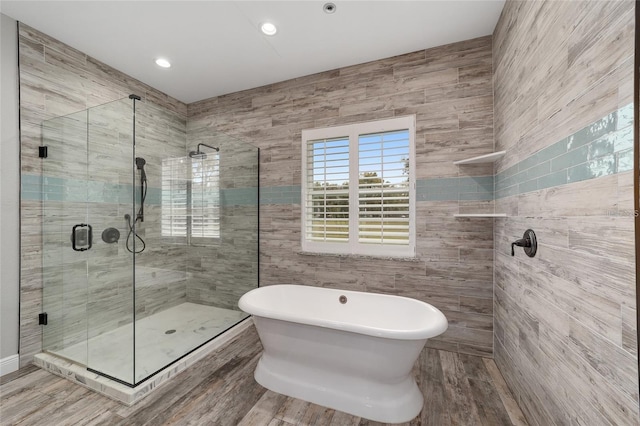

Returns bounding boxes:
[0,354,19,376]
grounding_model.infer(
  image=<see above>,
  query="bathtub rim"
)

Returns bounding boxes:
[239,284,448,340]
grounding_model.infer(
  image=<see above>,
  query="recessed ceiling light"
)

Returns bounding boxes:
[155,58,171,68]
[261,22,277,36]
[323,3,337,14]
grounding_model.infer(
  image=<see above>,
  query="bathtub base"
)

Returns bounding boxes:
[255,353,423,423]
[240,286,448,424]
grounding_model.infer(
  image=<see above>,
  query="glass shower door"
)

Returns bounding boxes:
[41,97,136,385]
[41,109,90,366]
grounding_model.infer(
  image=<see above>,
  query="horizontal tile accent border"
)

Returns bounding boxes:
[496,103,633,199]
[23,177,498,205]
[22,174,259,207]
[31,97,630,211]
[259,186,301,205]
[221,188,259,205]
[22,174,138,204]
[417,176,494,201]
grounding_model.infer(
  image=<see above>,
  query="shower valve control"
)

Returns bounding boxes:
[511,229,537,257]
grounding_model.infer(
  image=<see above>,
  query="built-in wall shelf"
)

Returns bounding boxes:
[452,151,506,217]
[454,213,507,218]
[453,151,506,165]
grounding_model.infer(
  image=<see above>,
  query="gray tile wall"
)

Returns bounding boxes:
[188,36,497,356]
[493,1,638,424]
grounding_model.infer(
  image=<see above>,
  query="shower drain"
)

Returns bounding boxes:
[165,329,176,335]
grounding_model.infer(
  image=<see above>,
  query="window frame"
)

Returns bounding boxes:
[301,115,416,258]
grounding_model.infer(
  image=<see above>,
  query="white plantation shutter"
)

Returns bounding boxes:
[162,157,188,237]
[305,137,350,243]
[191,155,220,239]
[162,155,220,240]
[302,116,415,257]
[358,130,410,245]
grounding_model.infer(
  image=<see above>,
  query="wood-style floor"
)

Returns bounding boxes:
[0,325,527,426]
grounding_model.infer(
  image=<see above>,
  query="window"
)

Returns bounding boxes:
[161,157,188,239]
[301,116,415,257]
[162,154,220,241]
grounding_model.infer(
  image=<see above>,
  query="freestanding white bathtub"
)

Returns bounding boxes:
[238,284,448,423]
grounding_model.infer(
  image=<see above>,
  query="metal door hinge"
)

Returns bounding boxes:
[39,146,48,158]
[39,313,48,325]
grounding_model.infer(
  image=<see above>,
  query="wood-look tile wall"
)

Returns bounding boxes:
[188,36,497,356]
[493,1,638,424]
[17,23,189,364]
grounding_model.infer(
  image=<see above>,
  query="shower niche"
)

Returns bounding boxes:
[39,96,259,387]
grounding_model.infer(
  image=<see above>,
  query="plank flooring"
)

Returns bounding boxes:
[0,325,527,426]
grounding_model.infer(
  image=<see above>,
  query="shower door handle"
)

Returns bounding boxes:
[71,224,92,251]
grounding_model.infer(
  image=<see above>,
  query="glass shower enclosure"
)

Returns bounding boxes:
[40,96,259,386]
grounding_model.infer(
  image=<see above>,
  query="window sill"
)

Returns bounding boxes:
[297,251,420,262]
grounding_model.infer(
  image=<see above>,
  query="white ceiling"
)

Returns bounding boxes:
[1,1,505,104]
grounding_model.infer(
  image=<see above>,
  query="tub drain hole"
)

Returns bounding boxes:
[165,329,176,334]
[339,295,347,304]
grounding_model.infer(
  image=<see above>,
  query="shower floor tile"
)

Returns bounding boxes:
[50,303,248,384]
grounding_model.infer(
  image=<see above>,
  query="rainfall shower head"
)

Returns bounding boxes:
[189,143,219,159]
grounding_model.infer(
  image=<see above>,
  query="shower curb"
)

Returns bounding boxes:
[33,317,253,405]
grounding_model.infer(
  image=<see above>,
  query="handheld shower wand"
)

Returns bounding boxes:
[135,157,147,222]
[125,157,147,254]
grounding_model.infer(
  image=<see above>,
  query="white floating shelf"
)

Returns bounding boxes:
[453,151,506,165]
[454,213,507,218]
